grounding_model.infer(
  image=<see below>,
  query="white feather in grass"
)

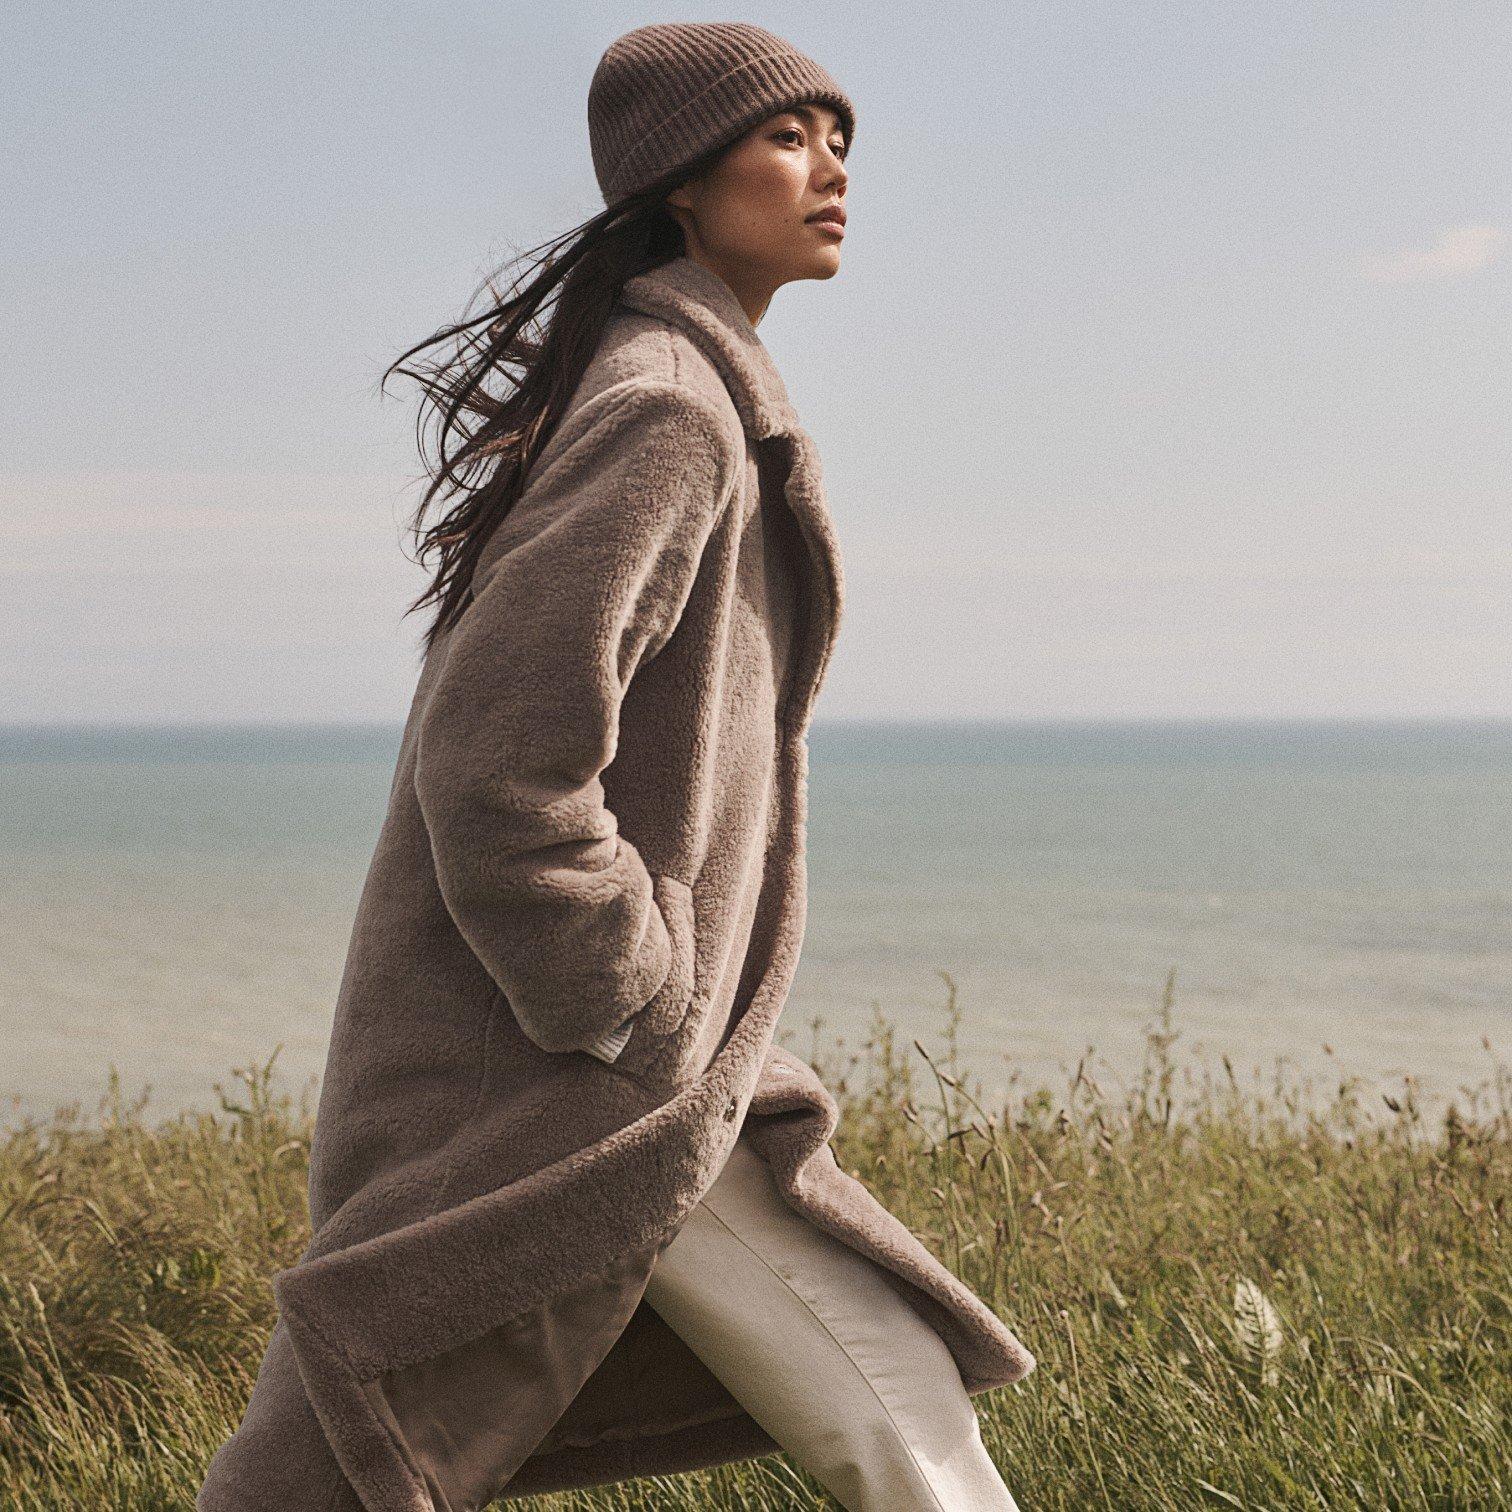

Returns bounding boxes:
[1232,1277,1284,1387]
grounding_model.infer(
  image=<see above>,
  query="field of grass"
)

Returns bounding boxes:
[2,976,1507,1510]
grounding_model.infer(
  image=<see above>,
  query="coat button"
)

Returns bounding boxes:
[723,1096,739,1121]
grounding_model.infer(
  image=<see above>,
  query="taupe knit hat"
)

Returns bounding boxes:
[589,22,856,207]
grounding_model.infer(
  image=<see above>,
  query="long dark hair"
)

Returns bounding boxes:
[383,142,732,659]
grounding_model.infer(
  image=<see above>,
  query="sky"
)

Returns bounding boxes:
[4,1,1509,725]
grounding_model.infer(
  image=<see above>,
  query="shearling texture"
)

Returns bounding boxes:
[197,254,1036,1512]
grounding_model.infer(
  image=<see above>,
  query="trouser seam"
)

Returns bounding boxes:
[691,1199,952,1512]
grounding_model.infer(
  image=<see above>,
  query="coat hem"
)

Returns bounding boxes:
[277,1032,1036,1511]
[280,1304,431,1510]
[273,1023,762,1509]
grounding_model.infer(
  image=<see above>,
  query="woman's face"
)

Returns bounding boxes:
[664,103,849,319]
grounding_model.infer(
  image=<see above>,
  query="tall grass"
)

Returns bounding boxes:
[2,979,1507,1510]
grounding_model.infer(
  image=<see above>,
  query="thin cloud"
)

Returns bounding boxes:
[1359,223,1506,282]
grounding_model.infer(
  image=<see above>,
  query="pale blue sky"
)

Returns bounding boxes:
[4,1,1508,723]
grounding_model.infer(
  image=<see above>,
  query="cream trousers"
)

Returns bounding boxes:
[642,1135,1023,1512]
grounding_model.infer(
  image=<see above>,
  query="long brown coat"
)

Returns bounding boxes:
[198,254,1035,1512]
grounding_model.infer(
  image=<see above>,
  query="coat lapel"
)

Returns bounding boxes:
[617,256,845,737]
[619,255,798,439]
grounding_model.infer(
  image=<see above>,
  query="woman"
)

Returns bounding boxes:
[199,22,1034,1512]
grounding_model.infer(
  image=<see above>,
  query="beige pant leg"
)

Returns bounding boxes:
[642,1135,1022,1512]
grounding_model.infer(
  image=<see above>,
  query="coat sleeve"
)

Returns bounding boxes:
[413,377,740,1055]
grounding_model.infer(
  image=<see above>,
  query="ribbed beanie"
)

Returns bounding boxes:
[589,22,856,207]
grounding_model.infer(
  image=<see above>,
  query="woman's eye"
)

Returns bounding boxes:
[776,127,845,160]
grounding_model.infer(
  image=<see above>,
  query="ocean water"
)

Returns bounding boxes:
[1,719,1507,1125]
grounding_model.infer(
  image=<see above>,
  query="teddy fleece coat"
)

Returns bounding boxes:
[198,253,1036,1512]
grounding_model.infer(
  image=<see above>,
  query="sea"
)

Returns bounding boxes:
[2,719,1507,1126]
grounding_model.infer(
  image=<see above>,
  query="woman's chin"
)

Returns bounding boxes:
[794,241,844,280]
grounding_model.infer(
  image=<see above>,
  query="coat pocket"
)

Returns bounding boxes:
[578,874,698,1067]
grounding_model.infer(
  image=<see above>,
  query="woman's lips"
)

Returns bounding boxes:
[807,216,845,236]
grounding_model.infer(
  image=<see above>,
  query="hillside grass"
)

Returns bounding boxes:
[2,975,1507,1510]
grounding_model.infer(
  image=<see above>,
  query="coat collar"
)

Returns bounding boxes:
[618,256,801,441]
[617,254,845,736]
